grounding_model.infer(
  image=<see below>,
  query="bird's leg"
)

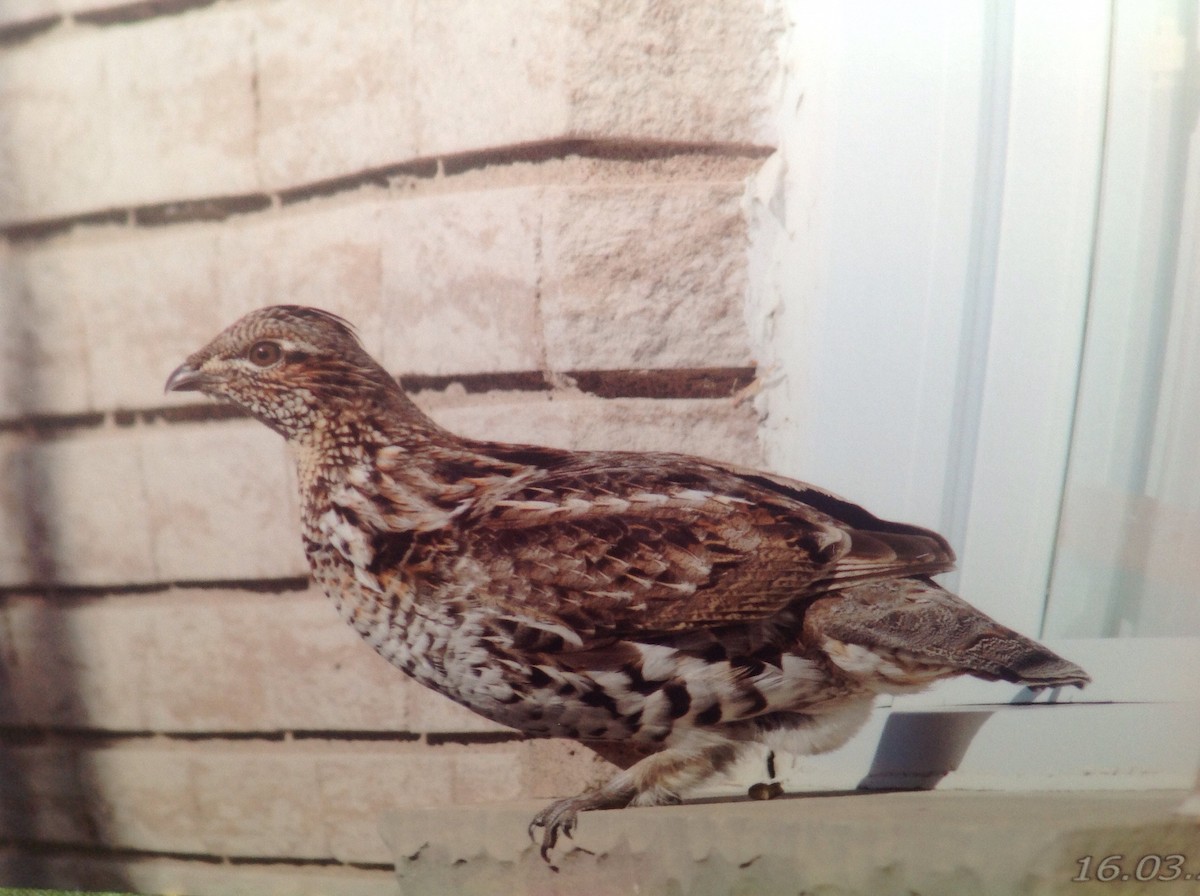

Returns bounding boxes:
[747,748,785,800]
[529,738,738,866]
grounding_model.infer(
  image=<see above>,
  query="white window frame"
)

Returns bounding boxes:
[746,0,1199,792]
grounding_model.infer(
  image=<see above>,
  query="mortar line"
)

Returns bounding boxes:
[0,139,772,245]
[0,367,757,434]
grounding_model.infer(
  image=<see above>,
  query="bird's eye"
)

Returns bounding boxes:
[248,341,283,368]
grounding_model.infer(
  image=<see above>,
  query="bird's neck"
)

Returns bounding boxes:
[288,388,464,501]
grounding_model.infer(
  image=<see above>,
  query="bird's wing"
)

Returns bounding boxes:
[445,445,955,642]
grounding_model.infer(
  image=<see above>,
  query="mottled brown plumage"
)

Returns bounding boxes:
[167,305,1089,863]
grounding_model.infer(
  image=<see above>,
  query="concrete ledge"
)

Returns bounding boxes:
[380,790,1197,896]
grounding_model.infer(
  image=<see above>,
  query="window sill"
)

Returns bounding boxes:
[381,789,1194,896]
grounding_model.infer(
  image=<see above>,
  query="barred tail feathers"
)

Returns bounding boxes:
[803,577,1090,690]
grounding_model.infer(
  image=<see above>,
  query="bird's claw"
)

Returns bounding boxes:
[528,799,583,869]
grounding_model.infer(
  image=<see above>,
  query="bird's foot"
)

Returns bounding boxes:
[747,748,783,799]
[747,781,785,800]
[528,790,629,868]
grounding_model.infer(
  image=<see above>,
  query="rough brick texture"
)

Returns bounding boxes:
[0,587,456,733]
[0,0,777,224]
[1,167,757,419]
[0,0,779,892]
[0,736,615,868]
[0,739,529,863]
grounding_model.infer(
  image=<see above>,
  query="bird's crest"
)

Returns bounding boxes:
[265,305,362,346]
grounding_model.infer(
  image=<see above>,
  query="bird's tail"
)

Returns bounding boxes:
[803,577,1090,690]
[970,632,1090,689]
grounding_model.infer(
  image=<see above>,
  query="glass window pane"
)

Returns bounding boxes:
[1045,0,1200,637]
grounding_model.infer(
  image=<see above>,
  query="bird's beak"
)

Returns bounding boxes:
[165,362,206,394]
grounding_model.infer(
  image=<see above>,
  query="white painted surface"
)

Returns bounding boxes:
[953,2,1111,635]
[749,0,1199,787]
[748,1,1109,632]
[747,0,992,533]
[1045,0,1200,639]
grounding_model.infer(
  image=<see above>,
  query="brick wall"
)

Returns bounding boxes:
[0,1,781,892]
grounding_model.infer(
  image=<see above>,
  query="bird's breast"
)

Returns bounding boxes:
[302,533,516,706]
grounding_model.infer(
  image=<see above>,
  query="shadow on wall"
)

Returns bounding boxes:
[858,711,993,790]
[0,269,135,892]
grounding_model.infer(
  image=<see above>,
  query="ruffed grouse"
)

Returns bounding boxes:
[167,305,1089,862]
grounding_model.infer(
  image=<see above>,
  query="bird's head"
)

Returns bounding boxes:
[166,305,407,441]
